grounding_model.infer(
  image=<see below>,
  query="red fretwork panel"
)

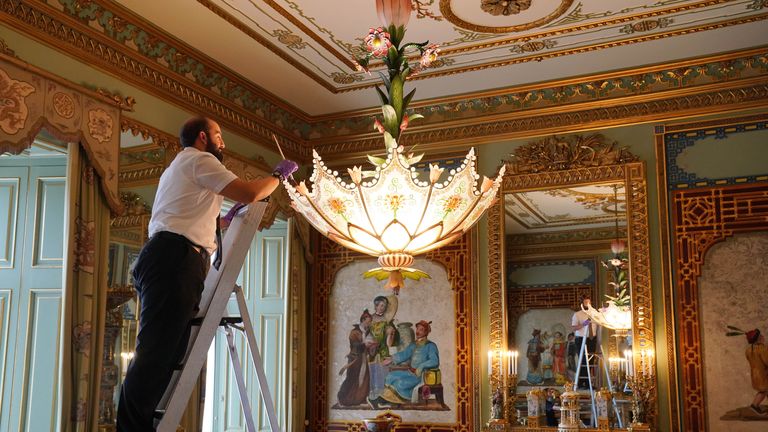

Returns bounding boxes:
[673,182,768,432]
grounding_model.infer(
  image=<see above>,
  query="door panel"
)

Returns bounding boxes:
[0,161,65,432]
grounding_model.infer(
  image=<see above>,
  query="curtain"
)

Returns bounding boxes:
[61,143,110,431]
[289,218,310,431]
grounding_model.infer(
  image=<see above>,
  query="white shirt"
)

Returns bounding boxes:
[148,147,238,253]
[572,309,598,338]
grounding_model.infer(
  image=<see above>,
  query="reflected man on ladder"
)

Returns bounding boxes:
[116,117,298,432]
[571,294,599,390]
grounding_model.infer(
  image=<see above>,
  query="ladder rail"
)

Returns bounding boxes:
[225,326,257,432]
[235,284,280,432]
[155,202,279,432]
[573,331,626,428]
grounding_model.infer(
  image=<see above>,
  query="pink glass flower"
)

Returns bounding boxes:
[420,44,440,68]
[365,27,392,58]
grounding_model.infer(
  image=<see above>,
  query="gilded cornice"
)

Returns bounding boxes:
[311,48,768,134]
[1,0,309,159]
[312,80,768,162]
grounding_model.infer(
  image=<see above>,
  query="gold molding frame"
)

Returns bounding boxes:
[312,80,768,162]
[487,135,657,424]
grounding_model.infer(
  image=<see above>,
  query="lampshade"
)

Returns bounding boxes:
[285,146,504,292]
[582,303,632,332]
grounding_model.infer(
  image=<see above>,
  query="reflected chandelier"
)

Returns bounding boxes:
[284,0,504,293]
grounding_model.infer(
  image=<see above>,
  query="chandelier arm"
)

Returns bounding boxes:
[356,184,381,237]
[301,196,355,242]
[411,183,435,238]
[442,191,487,237]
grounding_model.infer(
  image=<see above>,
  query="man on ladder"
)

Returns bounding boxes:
[571,293,625,428]
[571,294,598,391]
[116,116,298,432]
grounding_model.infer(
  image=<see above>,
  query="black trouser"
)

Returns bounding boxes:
[117,231,208,432]
[574,336,598,388]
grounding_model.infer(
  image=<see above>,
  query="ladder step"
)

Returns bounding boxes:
[190,316,242,326]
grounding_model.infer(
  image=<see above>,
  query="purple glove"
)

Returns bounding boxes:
[222,202,246,224]
[272,159,298,181]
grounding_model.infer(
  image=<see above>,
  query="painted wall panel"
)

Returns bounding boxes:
[0,178,20,269]
[21,290,61,432]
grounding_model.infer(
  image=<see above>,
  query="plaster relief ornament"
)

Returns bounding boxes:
[87,108,113,143]
[284,0,504,293]
[0,67,35,134]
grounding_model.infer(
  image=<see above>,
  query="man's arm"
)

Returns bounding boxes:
[219,177,280,203]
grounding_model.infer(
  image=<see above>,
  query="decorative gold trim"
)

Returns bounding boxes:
[488,137,657,426]
[439,0,731,52]
[506,134,638,174]
[96,88,136,112]
[441,0,573,33]
[311,80,768,162]
[0,36,16,57]
[313,46,768,122]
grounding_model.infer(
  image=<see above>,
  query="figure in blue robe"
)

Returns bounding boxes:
[376,320,439,405]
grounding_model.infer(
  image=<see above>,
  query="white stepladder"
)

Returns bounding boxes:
[572,333,624,429]
[155,201,279,432]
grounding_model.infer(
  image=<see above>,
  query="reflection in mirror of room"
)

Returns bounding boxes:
[487,134,656,431]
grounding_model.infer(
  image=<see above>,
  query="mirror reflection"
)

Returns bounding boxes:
[100,129,160,428]
[504,182,634,428]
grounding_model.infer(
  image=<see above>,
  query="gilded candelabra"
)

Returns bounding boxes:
[625,371,655,426]
[487,374,518,430]
[504,373,518,425]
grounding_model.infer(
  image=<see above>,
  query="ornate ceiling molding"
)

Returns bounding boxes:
[1,0,310,159]
[2,0,766,165]
[311,80,768,162]
[443,0,572,33]
[311,47,768,130]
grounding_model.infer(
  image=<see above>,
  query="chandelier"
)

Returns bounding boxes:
[284,0,504,293]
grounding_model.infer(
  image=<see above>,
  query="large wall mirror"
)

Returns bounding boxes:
[487,134,656,430]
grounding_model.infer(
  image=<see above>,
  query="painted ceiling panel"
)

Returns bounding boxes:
[107,0,768,114]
